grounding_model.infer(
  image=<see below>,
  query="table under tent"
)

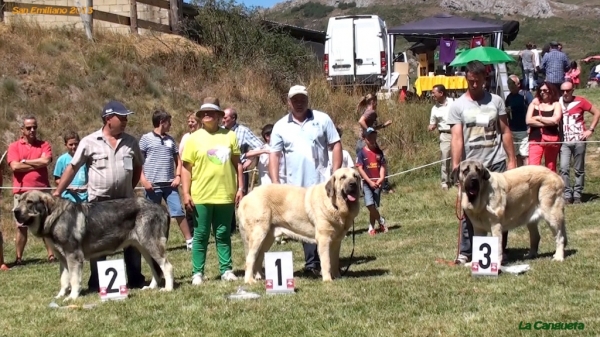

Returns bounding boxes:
[383,13,519,100]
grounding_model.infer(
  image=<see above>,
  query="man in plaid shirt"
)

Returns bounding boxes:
[540,41,570,92]
[222,107,269,233]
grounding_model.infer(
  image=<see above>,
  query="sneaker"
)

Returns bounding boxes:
[221,270,238,281]
[186,240,193,250]
[191,273,204,285]
[454,254,471,265]
[378,224,388,233]
[379,217,386,226]
[368,228,377,236]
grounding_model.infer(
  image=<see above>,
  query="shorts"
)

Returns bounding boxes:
[512,131,529,157]
[363,181,381,208]
[144,185,186,218]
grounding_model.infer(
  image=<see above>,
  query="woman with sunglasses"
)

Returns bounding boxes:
[525,82,563,172]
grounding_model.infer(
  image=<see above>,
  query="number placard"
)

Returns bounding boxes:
[264,251,295,294]
[97,259,129,301]
[471,236,500,277]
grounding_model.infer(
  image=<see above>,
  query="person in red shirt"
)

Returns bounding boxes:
[559,81,600,204]
[7,115,55,265]
[356,127,388,236]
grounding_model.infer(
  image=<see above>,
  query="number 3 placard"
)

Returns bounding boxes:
[97,259,129,301]
[264,251,295,294]
[471,236,500,277]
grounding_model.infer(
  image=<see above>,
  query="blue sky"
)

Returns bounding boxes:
[236,0,281,8]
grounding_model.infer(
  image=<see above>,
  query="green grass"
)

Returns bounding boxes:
[1,90,600,336]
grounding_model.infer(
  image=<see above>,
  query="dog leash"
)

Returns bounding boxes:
[341,220,355,277]
[435,184,464,267]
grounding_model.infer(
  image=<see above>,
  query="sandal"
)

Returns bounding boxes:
[48,255,57,263]
[14,258,22,266]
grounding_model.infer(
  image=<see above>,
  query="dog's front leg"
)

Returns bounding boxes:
[490,223,505,267]
[317,235,333,282]
[65,256,83,302]
[330,239,342,279]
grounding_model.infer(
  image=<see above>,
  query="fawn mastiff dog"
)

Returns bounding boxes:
[455,160,567,267]
[238,167,362,283]
[13,190,174,301]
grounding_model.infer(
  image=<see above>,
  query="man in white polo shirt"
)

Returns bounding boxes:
[268,85,342,276]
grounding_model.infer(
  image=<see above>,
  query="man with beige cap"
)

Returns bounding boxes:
[268,85,342,276]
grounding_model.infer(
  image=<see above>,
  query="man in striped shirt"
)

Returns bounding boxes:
[54,100,146,292]
[139,110,193,249]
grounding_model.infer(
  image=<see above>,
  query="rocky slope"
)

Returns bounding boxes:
[270,0,599,19]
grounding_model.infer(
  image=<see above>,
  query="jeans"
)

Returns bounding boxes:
[560,142,586,200]
[459,160,509,257]
[523,69,535,91]
[88,197,146,290]
[192,204,235,276]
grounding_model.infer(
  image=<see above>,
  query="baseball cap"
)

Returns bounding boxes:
[363,127,377,137]
[288,85,308,98]
[102,100,134,118]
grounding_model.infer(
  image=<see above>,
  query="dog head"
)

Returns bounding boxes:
[455,160,490,202]
[325,167,362,209]
[13,190,56,235]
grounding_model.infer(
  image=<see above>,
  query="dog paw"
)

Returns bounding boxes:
[159,287,173,292]
[141,285,155,290]
[552,255,564,262]
[254,272,263,280]
[524,253,538,260]
[63,296,78,303]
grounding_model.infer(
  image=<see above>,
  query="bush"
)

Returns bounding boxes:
[290,1,334,18]
[185,0,320,96]
[338,2,357,10]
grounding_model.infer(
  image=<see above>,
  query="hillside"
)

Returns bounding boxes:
[0,18,441,229]
[265,0,600,60]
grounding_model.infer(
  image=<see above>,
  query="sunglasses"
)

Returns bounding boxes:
[540,89,549,93]
[24,126,38,131]
[561,89,573,93]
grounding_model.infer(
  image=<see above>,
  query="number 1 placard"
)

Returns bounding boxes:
[97,259,129,301]
[264,251,295,294]
[471,236,500,277]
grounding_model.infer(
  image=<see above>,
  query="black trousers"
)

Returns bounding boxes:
[88,197,146,291]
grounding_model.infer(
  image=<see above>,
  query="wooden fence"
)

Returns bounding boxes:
[0,0,185,36]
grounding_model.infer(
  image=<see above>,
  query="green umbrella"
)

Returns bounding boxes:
[449,46,514,67]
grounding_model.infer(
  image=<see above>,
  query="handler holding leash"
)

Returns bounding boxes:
[53,101,146,291]
[268,85,342,277]
[447,61,517,265]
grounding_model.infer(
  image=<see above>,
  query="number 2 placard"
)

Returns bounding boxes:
[471,236,500,277]
[264,251,295,294]
[97,259,129,301]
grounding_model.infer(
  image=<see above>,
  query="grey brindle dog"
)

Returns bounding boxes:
[13,190,174,301]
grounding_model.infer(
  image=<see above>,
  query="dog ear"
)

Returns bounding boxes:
[40,193,55,215]
[482,169,491,181]
[325,175,337,207]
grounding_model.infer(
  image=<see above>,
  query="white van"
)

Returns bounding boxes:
[324,15,388,87]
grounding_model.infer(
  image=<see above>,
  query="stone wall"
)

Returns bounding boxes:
[4,0,171,35]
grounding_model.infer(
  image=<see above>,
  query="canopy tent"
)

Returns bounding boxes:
[384,13,511,90]
[388,13,504,38]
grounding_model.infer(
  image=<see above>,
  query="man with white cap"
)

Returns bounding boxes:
[54,100,145,292]
[268,85,342,276]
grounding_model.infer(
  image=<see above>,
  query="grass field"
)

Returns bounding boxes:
[1,89,600,336]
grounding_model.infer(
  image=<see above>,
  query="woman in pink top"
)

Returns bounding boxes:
[565,61,580,88]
